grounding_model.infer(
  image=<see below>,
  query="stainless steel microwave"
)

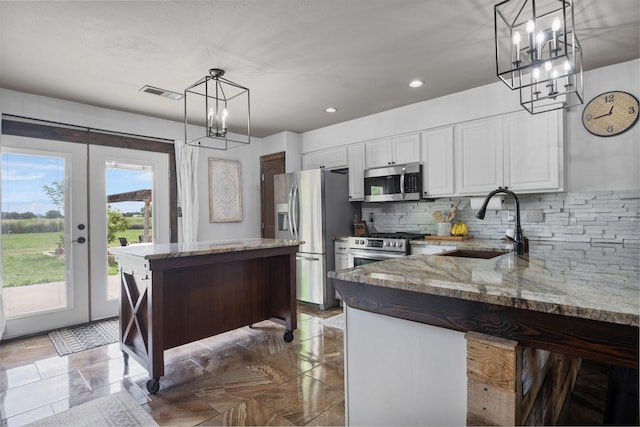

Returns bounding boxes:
[364,163,422,202]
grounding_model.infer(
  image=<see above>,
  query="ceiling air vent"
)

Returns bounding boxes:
[139,85,183,101]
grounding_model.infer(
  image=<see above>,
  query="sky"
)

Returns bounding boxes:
[1,153,153,216]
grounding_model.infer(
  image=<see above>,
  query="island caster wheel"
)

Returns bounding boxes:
[146,378,160,394]
[283,330,294,343]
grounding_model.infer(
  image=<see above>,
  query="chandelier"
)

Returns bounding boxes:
[184,68,250,150]
[494,0,583,114]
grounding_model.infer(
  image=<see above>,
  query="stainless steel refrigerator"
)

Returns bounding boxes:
[274,168,353,310]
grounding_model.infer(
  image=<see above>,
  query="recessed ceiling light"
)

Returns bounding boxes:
[139,85,184,100]
[325,107,338,113]
[408,80,424,88]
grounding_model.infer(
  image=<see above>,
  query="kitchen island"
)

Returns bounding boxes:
[109,238,302,393]
[330,241,639,425]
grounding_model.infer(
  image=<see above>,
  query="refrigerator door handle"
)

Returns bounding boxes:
[287,186,295,239]
[400,166,406,199]
[296,255,320,262]
[292,185,300,240]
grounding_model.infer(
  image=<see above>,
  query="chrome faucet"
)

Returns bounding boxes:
[476,187,526,255]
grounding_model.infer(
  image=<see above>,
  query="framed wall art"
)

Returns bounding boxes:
[208,158,243,222]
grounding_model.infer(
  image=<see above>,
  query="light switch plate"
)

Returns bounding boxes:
[524,209,544,222]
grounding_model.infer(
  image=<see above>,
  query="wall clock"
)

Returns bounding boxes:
[582,91,639,137]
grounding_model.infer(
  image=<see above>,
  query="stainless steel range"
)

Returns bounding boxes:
[347,232,427,267]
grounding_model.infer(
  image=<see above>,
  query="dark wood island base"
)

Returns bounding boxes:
[111,239,300,393]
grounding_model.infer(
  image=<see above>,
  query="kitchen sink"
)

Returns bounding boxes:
[438,249,509,259]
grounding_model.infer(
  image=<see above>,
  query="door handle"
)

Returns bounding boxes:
[72,237,86,244]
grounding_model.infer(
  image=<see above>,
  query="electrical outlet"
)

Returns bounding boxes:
[524,209,544,222]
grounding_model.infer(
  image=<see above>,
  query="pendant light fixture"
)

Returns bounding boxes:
[184,68,250,150]
[494,0,583,114]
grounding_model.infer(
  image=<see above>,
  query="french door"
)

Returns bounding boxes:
[1,136,89,338]
[1,136,169,338]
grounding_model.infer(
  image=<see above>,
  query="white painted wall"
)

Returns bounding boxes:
[261,131,302,173]
[301,60,640,192]
[565,60,640,191]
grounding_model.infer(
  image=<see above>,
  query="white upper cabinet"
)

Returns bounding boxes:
[301,146,347,170]
[365,139,393,168]
[301,151,324,170]
[455,117,504,195]
[393,134,421,165]
[348,144,366,201]
[453,111,564,196]
[420,127,454,197]
[365,134,420,168]
[503,110,563,193]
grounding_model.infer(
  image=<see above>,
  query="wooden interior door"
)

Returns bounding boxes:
[260,152,285,238]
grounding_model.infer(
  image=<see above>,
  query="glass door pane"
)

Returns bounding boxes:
[2,153,68,316]
[105,163,154,302]
[89,146,169,320]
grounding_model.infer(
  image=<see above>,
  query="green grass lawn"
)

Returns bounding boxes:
[2,228,152,287]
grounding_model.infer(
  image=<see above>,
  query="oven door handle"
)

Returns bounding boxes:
[400,166,406,200]
[347,249,407,260]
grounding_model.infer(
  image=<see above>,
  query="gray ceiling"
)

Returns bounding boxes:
[1,1,638,138]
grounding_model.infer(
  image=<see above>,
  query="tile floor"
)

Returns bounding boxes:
[0,303,614,426]
[0,304,344,426]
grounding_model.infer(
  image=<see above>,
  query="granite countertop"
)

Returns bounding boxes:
[329,240,639,327]
[109,238,303,260]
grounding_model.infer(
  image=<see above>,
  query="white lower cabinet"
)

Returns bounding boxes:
[344,306,467,426]
[334,241,349,301]
[334,241,349,270]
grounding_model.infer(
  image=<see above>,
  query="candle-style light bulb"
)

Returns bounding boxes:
[221,107,229,134]
[563,60,572,87]
[551,17,561,53]
[550,69,559,96]
[532,67,541,96]
[207,106,214,129]
[536,31,545,60]
[512,31,521,63]
[526,20,535,60]
[544,60,552,74]
[526,19,535,34]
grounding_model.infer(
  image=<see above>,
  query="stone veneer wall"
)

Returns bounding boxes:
[361,190,640,248]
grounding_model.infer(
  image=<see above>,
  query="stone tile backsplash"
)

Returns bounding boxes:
[361,190,640,247]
